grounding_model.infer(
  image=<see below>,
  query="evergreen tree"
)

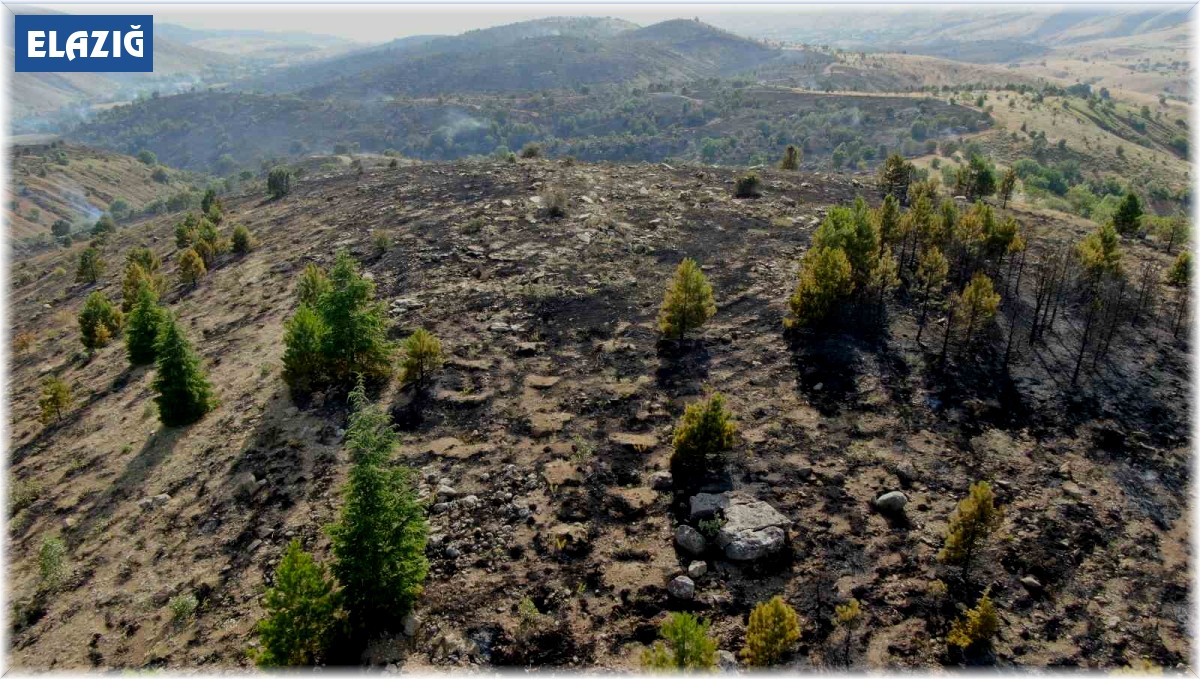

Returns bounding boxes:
[319,251,394,384]
[1166,251,1191,288]
[741,596,802,667]
[1078,222,1123,280]
[641,612,717,671]
[78,291,124,351]
[1112,192,1144,236]
[38,376,72,424]
[399,328,443,387]
[91,214,117,238]
[670,393,736,485]
[779,144,802,171]
[125,283,166,365]
[876,194,902,248]
[876,153,913,204]
[121,261,164,312]
[282,306,328,395]
[297,264,331,307]
[914,247,949,346]
[76,247,105,284]
[152,313,215,427]
[268,167,294,199]
[255,540,341,667]
[787,246,854,328]
[938,481,1003,581]
[947,588,1000,651]
[658,258,717,340]
[329,384,428,631]
[178,248,207,287]
[232,225,254,254]
[998,168,1018,208]
[955,273,1001,350]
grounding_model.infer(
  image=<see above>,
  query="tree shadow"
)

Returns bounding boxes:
[654,339,711,395]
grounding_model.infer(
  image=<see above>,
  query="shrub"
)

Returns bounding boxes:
[137,149,157,165]
[734,172,762,198]
[779,144,801,170]
[268,167,294,199]
[169,593,199,625]
[296,264,331,307]
[51,218,72,240]
[670,393,736,485]
[38,376,72,424]
[541,186,568,219]
[38,535,67,591]
[741,595,802,667]
[786,246,854,328]
[657,258,716,340]
[194,218,228,265]
[833,597,862,666]
[76,247,106,284]
[255,539,341,666]
[91,214,116,238]
[947,588,999,651]
[938,480,1003,581]
[282,306,328,395]
[152,313,215,427]
[10,478,42,514]
[125,283,166,366]
[371,231,391,257]
[1166,251,1191,288]
[329,384,428,632]
[641,612,717,670]
[519,143,542,159]
[399,328,443,387]
[178,248,207,287]
[231,225,254,254]
[79,291,124,351]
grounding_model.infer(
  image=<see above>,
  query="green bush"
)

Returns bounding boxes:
[38,377,72,424]
[255,540,341,666]
[79,291,124,350]
[641,612,717,670]
[742,596,802,667]
[76,247,106,284]
[268,167,294,199]
[282,306,328,395]
[670,393,736,485]
[734,172,762,198]
[519,143,542,159]
[947,588,999,651]
[232,225,254,254]
[38,535,67,591]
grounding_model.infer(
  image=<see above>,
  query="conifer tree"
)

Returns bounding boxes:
[956,272,1001,348]
[78,291,124,351]
[319,251,393,384]
[38,376,72,424]
[268,167,293,199]
[876,194,902,248]
[914,247,949,345]
[329,384,428,631]
[297,264,331,307]
[998,168,1018,208]
[121,261,165,312]
[127,246,162,275]
[399,328,443,387]
[178,248,207,287]
[152,313,215,427]
[1166,251,1191,288]
[938,481,1003,581]
[658,258,717,340]
[1078,222,1123,280]
[833,597,862,667]
[255,540,341,667]
[670,393,736,485]
[779,144,801,171]
[76,246,105,284]
[741,596,802,667]
[876,153,913,204]
[282,306,328,395]
[125,283,166,365]
[232,225,254,254]
[787,246,854,328]
[1112,192,1144,236]
[947,588,1000,651]
[641,612,717,671]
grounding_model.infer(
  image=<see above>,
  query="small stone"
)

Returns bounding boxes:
[430,502,450,514]
[873,491,908,514]
[445,546,462,559]
[675,525,707,555]
[687,561,708,579]
[668,575,695,600]
[402,614,418,636]
[1020,576,1044,593]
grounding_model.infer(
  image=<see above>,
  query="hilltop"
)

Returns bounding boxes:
[7,156,1188,670]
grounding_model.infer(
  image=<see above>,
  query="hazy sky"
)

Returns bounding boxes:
[8,3,1134,45]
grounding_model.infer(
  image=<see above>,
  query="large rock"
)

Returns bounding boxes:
[675,525,707,555]
[873,490,908,514]
[668,575,695,600]
[715,495,789,561]
[689,492,730,521]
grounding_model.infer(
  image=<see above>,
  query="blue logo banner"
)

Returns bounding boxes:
[15,14,153,72]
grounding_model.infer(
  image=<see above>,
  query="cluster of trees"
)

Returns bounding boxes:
[255,384,428,665]
[282,251,443,397]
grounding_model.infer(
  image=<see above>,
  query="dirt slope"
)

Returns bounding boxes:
[6,158,1189,670]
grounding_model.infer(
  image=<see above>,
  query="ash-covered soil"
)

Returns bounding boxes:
[6,158,1189,669]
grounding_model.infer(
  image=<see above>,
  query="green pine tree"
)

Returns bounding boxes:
[658,258,717,340]
[152,314,215,426]
[255,540,342,666]
[78,291,124,351]
[670,392,737,485]
[641,612,718,670]
[329,384,428,631]
[282,305,328,395]
[125,283,166,365]
[318,251,393,384]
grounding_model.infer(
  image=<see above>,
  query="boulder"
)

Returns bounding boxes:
[668,575,695,600]
[687,561,708,579]
[675,525,707,556]
[873,490,908,514]
[649,471,673,491]
[689,492,730,521]
[715,495,789,561]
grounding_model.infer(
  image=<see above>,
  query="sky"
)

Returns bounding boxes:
[8,2,1172,45]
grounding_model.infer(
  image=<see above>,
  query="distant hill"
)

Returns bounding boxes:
[8,142,198,247]
[156,23,358,64]
[237,17,796,99]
